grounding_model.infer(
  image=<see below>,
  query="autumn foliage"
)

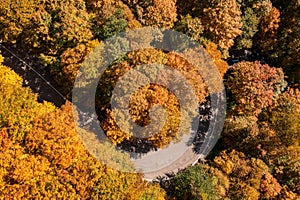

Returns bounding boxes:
[226,61,286,116]
[1,0,300,198]
[212,150,282,199]
[97,48,208,148]
[202,0,243,49]
[0,60,166,199]
[0,63,56,142]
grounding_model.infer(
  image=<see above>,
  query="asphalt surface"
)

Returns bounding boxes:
[0,42,225,180]
[0,42,66,107]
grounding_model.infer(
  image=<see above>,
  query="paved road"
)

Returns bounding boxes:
[0,42,66,107]
[0,42,225,181]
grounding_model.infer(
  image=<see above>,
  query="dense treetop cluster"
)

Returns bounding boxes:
[0,0,299,199]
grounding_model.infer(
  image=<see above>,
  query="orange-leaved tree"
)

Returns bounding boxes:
[123,0,177,29]
[97,48,210,148]
[226,61,286,116]
[202,0,243,50]
[0,55,166,199]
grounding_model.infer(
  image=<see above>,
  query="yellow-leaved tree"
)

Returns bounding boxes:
[202,0,243,50]
[0,54,166,199]
[97,48,210,148]
[0,58,56,142]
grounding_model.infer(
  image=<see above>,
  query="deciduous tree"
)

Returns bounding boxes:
[0,0,40,42]
[124,0,177,28]
[170,164,218,200]
[0,64,55,142]
[254,7,281,54]
[235,0,273,49]
[202,0,243,49]
[97,48,210,148]
[226,61,286,116]
[213,150,281,199]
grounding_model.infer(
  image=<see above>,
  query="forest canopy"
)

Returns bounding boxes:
[0,0,299,199]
